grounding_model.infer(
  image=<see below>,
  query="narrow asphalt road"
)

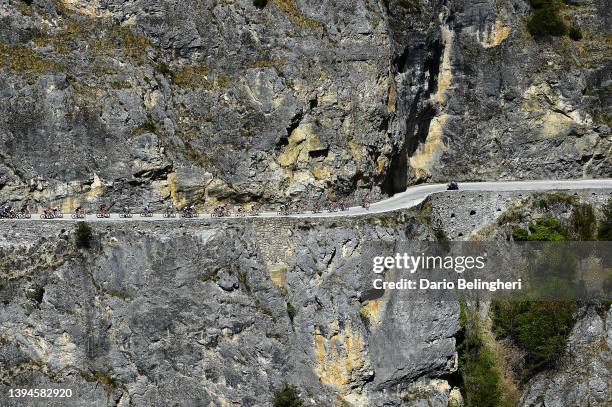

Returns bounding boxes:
[2,179,611,222]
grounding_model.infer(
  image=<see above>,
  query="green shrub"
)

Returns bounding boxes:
[273,383,303,407]
[462,346,502,406]
[597,199,612,241]
[253,0,268,9]
[198,273,218,282]
[458,308,503,407]
[527,218,567,241]
[512,227,529,241]
[512,218,570,240]
[75,222,93,249]
[510,218,568,241]
[491,300,576,377]
[494,209,578,378]
[527,0,567,38]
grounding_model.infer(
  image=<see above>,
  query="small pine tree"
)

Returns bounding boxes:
[286,302,296,324]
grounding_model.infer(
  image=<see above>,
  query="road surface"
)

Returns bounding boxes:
[2,179,611,222]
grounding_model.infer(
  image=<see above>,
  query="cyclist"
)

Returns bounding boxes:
[328,200,337,212]
[447,181,459,190]
[361,196,370,210]
[43,206,53,218]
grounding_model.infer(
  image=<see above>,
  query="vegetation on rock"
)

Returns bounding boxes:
[75,222,93,249]
[512,217,568,241]
[527,0,567,38]
[597,198,612,241]
[570,203,596,240]
[273,383,303,407]
[568,23,583,41]
[457,302,512,407]
[493,200,605,380]
[491,300,576,377]
[286,302,296,324]
[0,43,63,76]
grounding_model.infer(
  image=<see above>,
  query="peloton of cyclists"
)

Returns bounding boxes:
[2,192,383,219]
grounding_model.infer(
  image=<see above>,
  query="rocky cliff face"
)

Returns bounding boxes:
[1,190,610,406]
[1,0,609,210]
[520,306,611,406]
[0,212,462,407]
[387,0,611,187]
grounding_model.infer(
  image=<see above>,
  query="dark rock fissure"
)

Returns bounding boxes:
[383,7,446,195]
[276,111,304,150]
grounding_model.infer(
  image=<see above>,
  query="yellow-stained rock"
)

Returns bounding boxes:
[481,19,511,48]
[348,140,363,162]
[166,172,181,206]
[520,83,577,138]
[312,164,332,181]
[433,25,455,105]
[409,114,448,181]
[277,124,326,167]
[268,263,288,290]
[408,23,454,181]
[375,155,388,176]
[535,111,575,138]
[54,332,78,368]
[360,299,382,327]
[314,321,366,394]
